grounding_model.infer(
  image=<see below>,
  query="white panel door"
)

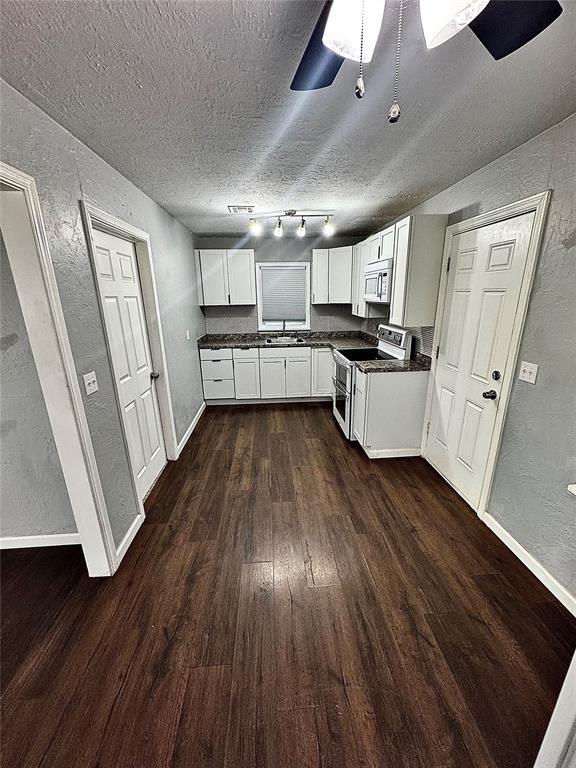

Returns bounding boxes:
[260,358,286,398]
[328,246,353,303]
[311,348,333,396]
[312,249,329,303]
[424,212,535,509]
[227,249,255,305]
[199,250,229,305]
[390,216,411,326]
[286,357,311,397]
[93,229,166,499]
[234,358,261,399]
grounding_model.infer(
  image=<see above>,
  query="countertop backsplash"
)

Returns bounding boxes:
[203,304,364,335]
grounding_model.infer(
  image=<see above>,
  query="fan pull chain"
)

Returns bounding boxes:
[388,0,404,122]
[355,0,366,98]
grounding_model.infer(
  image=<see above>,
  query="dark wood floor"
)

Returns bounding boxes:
[2,403,575,768]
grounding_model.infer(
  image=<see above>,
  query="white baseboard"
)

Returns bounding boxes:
[176,402,206,458]
[115,513,144,566]
[483,513,576,617]
[364,447,421,459]
[0,532,81,549]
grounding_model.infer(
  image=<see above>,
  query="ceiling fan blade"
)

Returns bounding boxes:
[290,1,344,91]
[469,0,563,60]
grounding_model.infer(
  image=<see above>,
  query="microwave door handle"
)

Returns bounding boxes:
[377,273,383,299]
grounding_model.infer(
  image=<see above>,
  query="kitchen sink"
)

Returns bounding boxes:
[265,336,305,346]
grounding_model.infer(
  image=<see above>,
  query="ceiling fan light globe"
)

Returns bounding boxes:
[420,0,490,49]
[322,0,386,63]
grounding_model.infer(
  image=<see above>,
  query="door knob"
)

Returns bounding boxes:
[150,371,160,380]
[482,389,497,400]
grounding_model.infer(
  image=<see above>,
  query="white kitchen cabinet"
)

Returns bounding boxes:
[311,347,333,396]
[234,357,261,399]
[311,249,329,304]
[196,249,255,306]
[201,347,235,399]
[312,246,353,304]
[367,233,381,264]
[389,215,447,327]
[286,356,311,397]
[259,357,286,398]
[379,225,395,262]
[228,249,256,305]
[353,369,429,458]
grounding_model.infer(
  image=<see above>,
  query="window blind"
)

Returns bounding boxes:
[260,265,307,322]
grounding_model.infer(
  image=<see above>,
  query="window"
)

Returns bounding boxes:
[256,262,310,331]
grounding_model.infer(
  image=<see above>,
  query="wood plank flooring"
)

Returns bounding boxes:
[2,403,575,767]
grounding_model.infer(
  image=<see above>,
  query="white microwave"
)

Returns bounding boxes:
[363,258,393,304]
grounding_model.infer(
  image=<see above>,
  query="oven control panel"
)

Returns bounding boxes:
[378,324,410,349]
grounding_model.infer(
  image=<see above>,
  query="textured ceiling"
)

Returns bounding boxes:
[1,0,575,237]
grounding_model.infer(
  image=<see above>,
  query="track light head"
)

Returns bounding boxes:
[248,218,263,236]
[296,218,306,238]
[273,218,284,238]
[323,216,335,237]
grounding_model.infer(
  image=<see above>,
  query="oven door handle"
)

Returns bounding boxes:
[332,377,349,396]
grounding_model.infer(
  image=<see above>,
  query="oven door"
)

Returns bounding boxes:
[332,377,351,438]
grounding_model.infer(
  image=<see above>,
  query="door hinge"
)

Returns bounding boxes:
[426,421,430,438]
[435,345,440,359]
[446,257,451,272]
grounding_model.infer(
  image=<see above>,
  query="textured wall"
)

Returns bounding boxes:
[0,233,76,536]
[397,114,576,597]
[197,235,364,334]
[0,81,205,546]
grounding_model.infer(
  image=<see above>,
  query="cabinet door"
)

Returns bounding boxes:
[352,373,367,443]
[234,358,260,399]
[328,246,353,303]
[312,249,329,304]
[351,244,360,313]
[199,250,229,305]
[311,348,333,396]
[367,235,381,264]
[380,225,395,262]
[355,241,371,317]
[259,358,286,398]
[390,216,411,326]
[227,249,255,305]
[286,357,311,397]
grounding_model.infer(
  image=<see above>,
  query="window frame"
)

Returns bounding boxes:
[256,261,311,332]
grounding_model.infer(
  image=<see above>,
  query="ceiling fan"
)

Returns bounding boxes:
[291,0,564,92]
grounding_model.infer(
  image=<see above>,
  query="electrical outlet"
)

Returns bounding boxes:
[83,371,99,395]
[518,361,539,384]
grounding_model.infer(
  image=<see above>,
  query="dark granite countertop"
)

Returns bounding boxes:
[356,353,431,374]
[197,331,378,351]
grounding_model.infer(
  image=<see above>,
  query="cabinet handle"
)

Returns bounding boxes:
[313,292,315,303]
[214,379,223,382]
[377,244,381,259]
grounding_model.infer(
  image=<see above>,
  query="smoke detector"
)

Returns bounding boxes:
[228,205,254,214]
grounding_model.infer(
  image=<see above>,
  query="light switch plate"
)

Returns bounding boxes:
[83,370,99,395]
[519,361,538,384]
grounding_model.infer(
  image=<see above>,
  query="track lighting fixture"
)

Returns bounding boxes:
[296,218,306,238]
[249,218,263,236]
[323,216,335,237]
[273,218,284,238]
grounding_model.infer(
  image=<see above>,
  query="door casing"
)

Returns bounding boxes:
[421,191,551,519]
[82,203,178,561]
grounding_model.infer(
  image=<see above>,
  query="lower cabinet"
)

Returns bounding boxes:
[259,357,286,398]
[311,348,333,396]
[201,344,332,401]
[286,356,311,397]
[234,357,261,399]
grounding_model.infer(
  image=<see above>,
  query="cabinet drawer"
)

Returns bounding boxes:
[200,348,232,361]
[260,345,311,359]
[232,348,260,359]
[201,359,234,379]
[203,378,235,399]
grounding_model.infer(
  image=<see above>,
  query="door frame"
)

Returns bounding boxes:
[421,191,551,519]
[0,161,116,576]
[81,204,176,511]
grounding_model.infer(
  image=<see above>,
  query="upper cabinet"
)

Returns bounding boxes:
[388,215,447,327]
[312,246,353,304]
[196,249,255,306]
[358,215,447,327]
